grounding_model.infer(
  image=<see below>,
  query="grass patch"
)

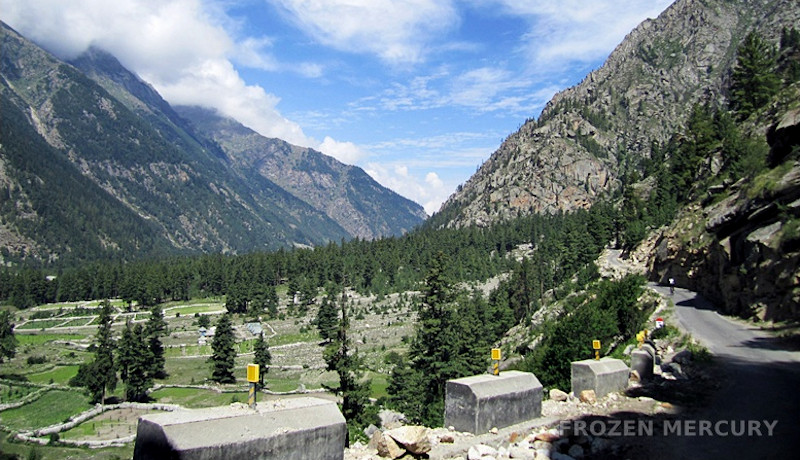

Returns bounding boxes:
[58,318,94,327]
[0,383,39,403]
[16,320,68,330]
[0,390,91,432]
[369,374,389,399]
[150,387,248,408]
[27,365,80,385]
[15,334,86,346]
[0,435,133,460]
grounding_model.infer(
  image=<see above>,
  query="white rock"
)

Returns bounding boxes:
[386,425,431,454]
[509,445,536,459]
[468,444,499,459]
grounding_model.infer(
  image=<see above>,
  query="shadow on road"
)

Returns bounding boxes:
[563,354,800,460]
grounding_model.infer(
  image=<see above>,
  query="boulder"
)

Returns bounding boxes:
[374,432,405,459]
[549,388,569,402]
[579,390,597,404]
[386,426,431,455]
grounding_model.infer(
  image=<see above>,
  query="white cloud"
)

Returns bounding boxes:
[318,137,369,164]
[488,0,673,68]
[0,0,316,148]
[269,0,460,65]
[364,163,448,216]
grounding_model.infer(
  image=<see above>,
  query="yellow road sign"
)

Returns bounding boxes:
[491,348,501,361]
[247,363,260,383]
[592,340,601,350]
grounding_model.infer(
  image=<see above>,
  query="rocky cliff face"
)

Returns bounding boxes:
[636,108,800,321]
[434,0,800,228]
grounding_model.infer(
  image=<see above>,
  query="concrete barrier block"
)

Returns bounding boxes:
[444,370,542,434]
[133,397,346,460]
[630,349,654,381]
[571,358,629,399]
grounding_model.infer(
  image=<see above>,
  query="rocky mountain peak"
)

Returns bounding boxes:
[433,0,800,229]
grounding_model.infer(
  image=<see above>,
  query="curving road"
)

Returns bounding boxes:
[648,283,800,459]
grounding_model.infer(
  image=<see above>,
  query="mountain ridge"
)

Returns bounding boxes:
[432,0,800,228]
[0,21,425,266]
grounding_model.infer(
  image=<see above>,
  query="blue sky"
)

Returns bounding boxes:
[1,0,673,214]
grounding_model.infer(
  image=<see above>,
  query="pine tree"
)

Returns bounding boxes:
[730,31,780,119]
[387,252,479,426]
[323,286,373,443]
[144,305,167,379]
[118,322,152,402]
[72,300,117,404]
[253,332,272,387]
[0,310,17,363]
[265,285,279,318]
[315,289,339,342]
[209,314,237,384]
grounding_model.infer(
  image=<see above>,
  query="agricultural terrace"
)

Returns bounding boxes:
[0,289,416,458]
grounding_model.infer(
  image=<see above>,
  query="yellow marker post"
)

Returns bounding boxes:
[247,363,259,409]
[592,340,601,360]
[491,348,501,376]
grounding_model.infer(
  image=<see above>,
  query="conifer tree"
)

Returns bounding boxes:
[387,252,481,426]
[323,286,373,443]
[145,305,167,379]
[315,289,339,343]
[209,314,237,384]
[118,322,152,402]
[730,31,780,119]
[265,285,279,318]
[71,300,117,404]
[253,332,272,387]
[0,310,17,363]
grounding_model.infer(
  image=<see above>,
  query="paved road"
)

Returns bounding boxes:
[648,283,800,459]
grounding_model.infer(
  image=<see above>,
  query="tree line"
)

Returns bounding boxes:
[0,204,615,313]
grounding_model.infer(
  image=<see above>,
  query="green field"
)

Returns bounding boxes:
[0,390,91,432]
[0,436,133,460]
[0,383,40,403]
[15,334,86,346]
[27,365,80,385]
[149,387,248,408]
[16,320,68,330]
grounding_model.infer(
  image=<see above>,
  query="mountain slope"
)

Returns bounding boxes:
[174,106,428,240]
[0,21,352,262]
[0,22,425,265]
[432,0,800,228]
[70,48,426,240]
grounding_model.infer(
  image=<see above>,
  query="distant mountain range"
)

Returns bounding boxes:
[0,22,426,266]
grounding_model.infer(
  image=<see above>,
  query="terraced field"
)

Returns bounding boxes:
[0,291,416,458]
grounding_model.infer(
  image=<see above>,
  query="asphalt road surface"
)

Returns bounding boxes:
[647,283,800,459]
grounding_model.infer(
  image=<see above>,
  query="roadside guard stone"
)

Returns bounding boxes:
[133,397,345,460]
[445,370,543,434]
